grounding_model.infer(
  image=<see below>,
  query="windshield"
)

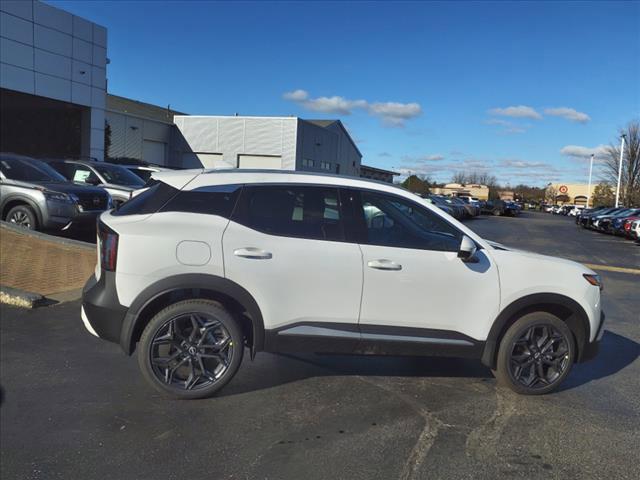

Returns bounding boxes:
[93,164,145,187]
[0,156,68,182]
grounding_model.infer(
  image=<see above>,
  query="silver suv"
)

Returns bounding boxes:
[0,153,112,231]
[45,159,146,207]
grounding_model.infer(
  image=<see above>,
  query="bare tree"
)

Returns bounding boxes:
[601,120,640,206]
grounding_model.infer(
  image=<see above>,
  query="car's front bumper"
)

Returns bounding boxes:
[580,310,605,362]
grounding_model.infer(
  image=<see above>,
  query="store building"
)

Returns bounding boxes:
[548,183,591,206]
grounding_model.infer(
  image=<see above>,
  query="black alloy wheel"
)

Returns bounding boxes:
[138,299,244,399]
[508,324,570,390]
[494,312,575,395]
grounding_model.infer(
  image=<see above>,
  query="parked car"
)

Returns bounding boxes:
[423,196,455,217]
[568,205,585,217]
[544,204,555,213]
[428,195,465,219]
[449,196,479,217]
[0,153,112,231]
[631,219,640,243]
[580,207,616,228]
[44,159,146,206]
[591,208,629,231]
[621,214,640,238]
[598,209,640,234]
[481,200,505,216]
[503,201,521,216]
[82,170,604,398]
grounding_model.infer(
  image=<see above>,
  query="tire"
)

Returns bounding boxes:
[6,205,37,230]
[493,312,575,395]
[492,209,501,216]
[137,299,244,399]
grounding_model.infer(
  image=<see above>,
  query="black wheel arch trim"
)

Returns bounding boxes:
[119,273,265,356]
[481,292,591,369]
[1,194,44,226]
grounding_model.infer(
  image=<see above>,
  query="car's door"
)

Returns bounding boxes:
[353,188,500,349]
[222,184,363,353]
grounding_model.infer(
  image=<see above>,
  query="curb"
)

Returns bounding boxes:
[0,286,50,309]
[0,221,95,251]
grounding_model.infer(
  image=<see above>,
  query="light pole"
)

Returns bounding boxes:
[615,134,626,207]
[587,154,594,207]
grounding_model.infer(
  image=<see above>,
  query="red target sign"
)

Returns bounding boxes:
[559,185,569,194]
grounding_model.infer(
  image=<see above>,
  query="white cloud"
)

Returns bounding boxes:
[282,89,309,101]
[560,144,608,159]
[368,102,422,127]
[283,89,422,126]
[485,118,529,134]
[488,105,542,120]
[499,159,550,169]
[401,154,445,163]
[544,107,590,123]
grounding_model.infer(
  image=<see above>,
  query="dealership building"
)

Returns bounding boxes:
[1,1,396,182]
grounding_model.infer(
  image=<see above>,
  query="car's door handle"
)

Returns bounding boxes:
[367,259,402,271]
[233,248,273,260]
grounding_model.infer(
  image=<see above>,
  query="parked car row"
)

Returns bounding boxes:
[423,195,481,220]
[545,204,585,216]
[0,152,154,232]
[479,199,521,217]
[576,205,640,244]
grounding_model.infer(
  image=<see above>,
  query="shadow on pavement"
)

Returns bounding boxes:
[220,330,639,397]
[562,330,640,390]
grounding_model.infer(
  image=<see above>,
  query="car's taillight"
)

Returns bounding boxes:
[98,221,119,271]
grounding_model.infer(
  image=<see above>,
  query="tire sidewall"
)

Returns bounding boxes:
[496,312,575,395]
[137,299,244,399]
[7,205,37,230]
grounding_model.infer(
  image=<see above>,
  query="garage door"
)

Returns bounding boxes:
[238,154,282,169]
[143,140,166,165]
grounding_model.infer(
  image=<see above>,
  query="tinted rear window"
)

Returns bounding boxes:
[112,181,178,216]
[159,184,242,218]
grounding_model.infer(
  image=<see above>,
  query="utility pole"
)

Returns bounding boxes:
[587,154,594,207]
[615,134,626,207]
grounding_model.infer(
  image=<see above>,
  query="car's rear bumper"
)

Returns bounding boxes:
[580,310,605,362]
[81,272,127,344]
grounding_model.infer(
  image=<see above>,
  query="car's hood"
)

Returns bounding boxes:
[23,181,108,196]
[485,240,594,273]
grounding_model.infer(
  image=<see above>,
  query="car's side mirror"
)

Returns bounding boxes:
[458,235,477,262]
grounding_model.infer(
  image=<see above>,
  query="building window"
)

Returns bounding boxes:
[302,158,314,168]
[320,161,331,170]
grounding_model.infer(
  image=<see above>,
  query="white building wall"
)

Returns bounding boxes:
[174,116,298,169]
[0,0,107,160]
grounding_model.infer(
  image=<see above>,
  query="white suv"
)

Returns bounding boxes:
[82,170,605,398]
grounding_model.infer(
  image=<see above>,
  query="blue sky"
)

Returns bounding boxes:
[51,0,640,186]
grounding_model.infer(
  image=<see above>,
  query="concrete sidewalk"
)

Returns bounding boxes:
[0,222,95,300]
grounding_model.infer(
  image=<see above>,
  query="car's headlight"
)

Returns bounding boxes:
[583,273,603,291]
[43,191,74,203]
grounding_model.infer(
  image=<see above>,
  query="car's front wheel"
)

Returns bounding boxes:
[494,312,575,395]
[6,205,37,230]
[138,299,244,399]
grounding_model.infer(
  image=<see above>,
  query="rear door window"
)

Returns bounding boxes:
[232,185,345,242]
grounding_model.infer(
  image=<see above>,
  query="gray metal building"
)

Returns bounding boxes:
[105,94,185,166]
[174,116,362,175]
[0,0,107,160]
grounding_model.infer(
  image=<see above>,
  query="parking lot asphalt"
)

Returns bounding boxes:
[1,211,638,480]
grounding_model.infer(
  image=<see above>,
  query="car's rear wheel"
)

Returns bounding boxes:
[492,208,501,216]
[138,299,244,399]
[494,312,575,395]
[6,205,37,230]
